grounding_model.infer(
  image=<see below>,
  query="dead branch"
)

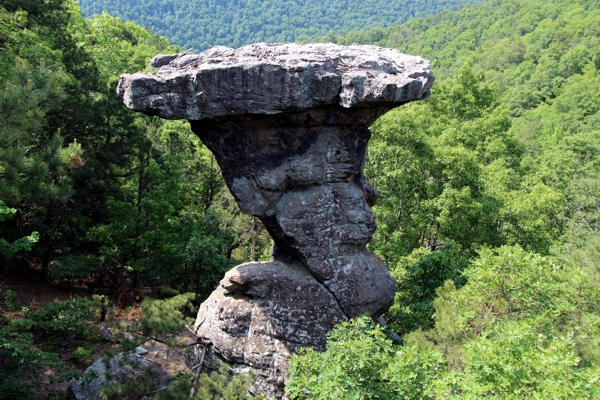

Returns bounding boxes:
[189,342,209,398]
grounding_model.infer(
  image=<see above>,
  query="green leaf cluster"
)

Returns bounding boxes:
[287,316,443,400]
[0,1,251,295]
[367,64,524,261]
[0,200,39,257]
[25,297,97,341]
[326,1,600,256]
[389,241,468,335]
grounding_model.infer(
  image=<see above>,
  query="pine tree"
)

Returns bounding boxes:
[0,58,82,266]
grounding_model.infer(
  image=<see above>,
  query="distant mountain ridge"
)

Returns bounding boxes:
[77,0,484,51]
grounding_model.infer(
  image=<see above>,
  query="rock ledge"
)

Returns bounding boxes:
[118,42,433,120]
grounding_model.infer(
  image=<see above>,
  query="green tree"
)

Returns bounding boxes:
[388,242,468,335]
[0,57,82,274]
[287,315,443,400]
[288,246,600,398]
[367,64,518,263]
[77,0,485,52]
[87,154,235,295]
[0,200,38,257]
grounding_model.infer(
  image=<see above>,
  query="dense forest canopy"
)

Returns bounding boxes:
[289,0,600,396]
[1,0,600,398]
[77,0,484,51]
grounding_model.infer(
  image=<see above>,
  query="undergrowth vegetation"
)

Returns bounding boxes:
[289,245,600,398]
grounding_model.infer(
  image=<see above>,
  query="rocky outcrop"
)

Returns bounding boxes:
[120,43,433,120]
[67,353,173,400]
[118,42,434,397]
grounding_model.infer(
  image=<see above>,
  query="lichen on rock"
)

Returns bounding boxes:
[117,42,434,397]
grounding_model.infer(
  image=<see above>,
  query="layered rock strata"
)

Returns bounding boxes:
[118,42,434,397]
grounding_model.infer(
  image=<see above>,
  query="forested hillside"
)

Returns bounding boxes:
[1,0,600,398]
[77,0,483,51]
[289,0,600,397]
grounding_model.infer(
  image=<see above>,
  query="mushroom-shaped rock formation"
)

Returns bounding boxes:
[118,42,434,397]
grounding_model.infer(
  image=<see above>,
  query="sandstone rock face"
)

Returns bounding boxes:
[120,43,433,120]
[194,261,345,396]
[118,42,434,397]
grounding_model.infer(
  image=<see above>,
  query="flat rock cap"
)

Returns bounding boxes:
[117,42,434,120]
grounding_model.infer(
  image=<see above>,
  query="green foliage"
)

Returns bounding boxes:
[78,0,484,51]
[0,201,39,257]
[287,316,397,399]
[3,0,600,398]
[430,320,600,398]
[87,153,236,293]
[367,64,522,261]
[155,365,252,400]
[47,255,98,285]
[289,246,600,398]
[0,55,84,212]
[0,325,60,398]
[103,294,253,399]
[0,288,20,311]
[0,57,82,209]
[0,5,63,78]
[0,0,250,302]
[71,345,93,363]
[106,293,193,356]
[27,297,97,341]
[136,293,194,345]
[363,0,600,259]
[414,245,600,398]
[287,316,443,400]
[428,246,600,343]
[0,296,97,398]
[99,356,171,400]
[388,242,468,335]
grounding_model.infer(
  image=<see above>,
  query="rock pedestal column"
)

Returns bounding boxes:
[118,42,434,397]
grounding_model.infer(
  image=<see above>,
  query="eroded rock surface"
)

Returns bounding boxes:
[120,43,433,120]
[193,261,345,396]
[118,42,434,397]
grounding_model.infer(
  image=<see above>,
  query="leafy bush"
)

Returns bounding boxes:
[0,288,20,311]
[428,246,600,342]
[48,255,99,286]
[0,200,39,258]
[155,365,252,400]
[0,325,60,398]
[429,319,600,398]
[1,296,97,396]
[28,297,96,341]
[137,293,194,344]
[289,246,600,398]
[287,316,443,400]
[388,241,468,334]
[72,346,94,364]
[109,293,194,352]
[101,293,252,399]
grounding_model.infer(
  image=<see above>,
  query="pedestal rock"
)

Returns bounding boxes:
[117,42,434,397]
